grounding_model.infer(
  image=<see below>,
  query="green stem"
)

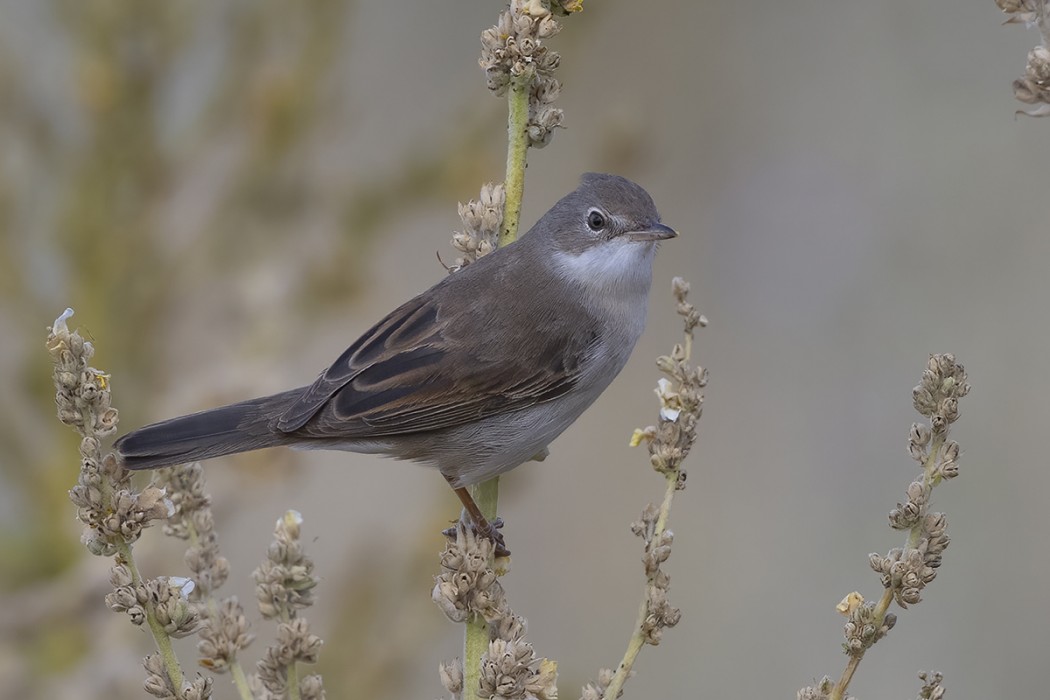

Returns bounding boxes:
[830,588,893,700]
[287,658,301,700]
[462,477,501,700]
[602,469,679,699]
[230,664,253,699]
[93,457,186,694]
[471,477,501,522]
[462,63,530,700]
[117,540,186,693]
[463,610,489,700]
[499,78,530,247]
[80,397,187,693]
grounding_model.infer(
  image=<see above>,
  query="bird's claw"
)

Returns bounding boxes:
[442,516,510,557]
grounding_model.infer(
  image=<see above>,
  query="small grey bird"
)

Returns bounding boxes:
[115,173,675,553]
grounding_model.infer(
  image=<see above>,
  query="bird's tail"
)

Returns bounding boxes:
[114,388,306,470]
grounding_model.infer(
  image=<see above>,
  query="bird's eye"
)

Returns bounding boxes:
[587,209,607,232]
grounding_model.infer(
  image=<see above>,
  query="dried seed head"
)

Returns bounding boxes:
[432,522,508,624]
[797,676,837,700]
[477,0,572,151]
[1027,45,1050,86]
[198,596,255,673]
[253,511,318,620]
[917,670,946,700]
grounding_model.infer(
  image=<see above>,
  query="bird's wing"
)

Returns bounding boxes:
[276,291,597,438]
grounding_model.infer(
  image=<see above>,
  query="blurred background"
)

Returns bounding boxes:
[1,0,1047,698]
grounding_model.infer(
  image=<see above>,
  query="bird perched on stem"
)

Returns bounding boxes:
[115,173,676,555]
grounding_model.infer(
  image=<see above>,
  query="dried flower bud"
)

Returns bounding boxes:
[1027,45,1050,85]
[910,422,931,446]
[537,15,561,38]
[941,439,959,463]
[996,0,1034,12]
[439,658,464,694]
[143,653,176,698]
[917,670,945,700]
[797,676,836,700]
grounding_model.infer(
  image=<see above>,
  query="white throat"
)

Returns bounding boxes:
[552,238,657,300]
[552,238,656,347]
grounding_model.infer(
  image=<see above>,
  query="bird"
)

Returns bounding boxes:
[114,173,676,555]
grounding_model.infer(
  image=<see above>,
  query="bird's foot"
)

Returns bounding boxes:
[442,516,510,558]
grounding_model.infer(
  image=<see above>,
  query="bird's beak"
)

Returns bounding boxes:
[623,222,678,242]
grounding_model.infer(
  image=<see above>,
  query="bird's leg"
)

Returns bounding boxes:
[443,482,510,557]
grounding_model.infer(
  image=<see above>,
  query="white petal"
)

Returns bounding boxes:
[52,308,74,335]
[169,577,196,598]
[660,406,681,422]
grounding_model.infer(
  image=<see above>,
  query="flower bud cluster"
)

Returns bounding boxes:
[449,183,505,272]
[432,523,508,624]
[582,667,629,700]
[77,465,174,555]
[252,511,325,699]
[525,75,563,149]
[797,676,848,700]
[48,308,118,436]
[478,635,558,700]
[50,309,225,695]
[917,670,946,700]
[197,597,255,673]
[630,504,682,646]
[871,354,966,614]
[107,575,201,638]
[591,279,703,697]
[255,617,324,699]
[870,513,949,607]
[253,510,318,619]
[806,355,967,700]
[143,653,213,700]
[51,309,175,555]
[1014,45,1050,113]
[479,0,575,147]
[839,597,897,656]
[996,1,1050,115]
[152,464,231,598]
[150,463,252,673]
[433,524,557,699]
[633,278,708,477]
[888,479,928,530]
[911,354,969,432]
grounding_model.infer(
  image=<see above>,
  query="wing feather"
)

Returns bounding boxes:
[277,287,598,439]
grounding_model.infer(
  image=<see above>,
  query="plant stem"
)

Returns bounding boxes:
[462,477,501,700]
[831,434,945,700]
[461,68,531,700]
[94,458,186,694]
[117,540,186,693]
[230,663,253,699]
[499,78,530,247]
[287,658,301,700]
[602,469,679,699]
[830,588,893,700]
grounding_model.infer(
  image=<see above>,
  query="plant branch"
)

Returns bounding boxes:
[117,536,186,693]
[499,78,530,248]
[602,470,680,699]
